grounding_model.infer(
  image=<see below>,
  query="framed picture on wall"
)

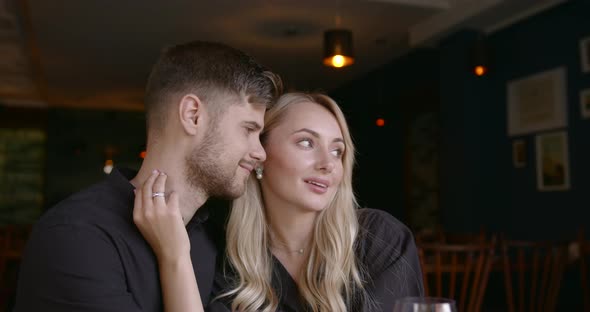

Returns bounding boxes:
[535,131,570,191]
[512,139,526,168]
[507,67,567,136]
[580,36,590,73]
[580,88,590,119]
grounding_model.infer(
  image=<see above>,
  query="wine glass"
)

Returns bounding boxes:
[393,297,457,312]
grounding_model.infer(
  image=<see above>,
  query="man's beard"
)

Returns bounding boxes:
[184,128,245,200]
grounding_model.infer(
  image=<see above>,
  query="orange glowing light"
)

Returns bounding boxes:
[103,159,114,174]
[474,65,487,76]
[323,54,354,68]
[376,118,385,127]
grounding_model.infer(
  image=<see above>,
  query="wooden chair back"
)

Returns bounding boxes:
[418,241,495,312]
[501,239,567,312]
[416,227,487,245]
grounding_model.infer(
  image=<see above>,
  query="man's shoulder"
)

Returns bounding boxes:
[43,180,109,219]
[37,175,132,232]
[24,175,141,266]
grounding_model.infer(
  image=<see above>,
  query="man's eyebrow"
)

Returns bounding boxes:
[243,121,262,131]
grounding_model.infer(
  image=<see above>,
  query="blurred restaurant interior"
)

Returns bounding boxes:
[0,0,589,310]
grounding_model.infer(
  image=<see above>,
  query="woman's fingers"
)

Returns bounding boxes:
[152,171,168,208]
[133,170,182,225]
[142,170,160,207]
[168,191,179,215]
[132,170,189,262]
[150,172,182,221]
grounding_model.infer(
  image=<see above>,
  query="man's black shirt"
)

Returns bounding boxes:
[15,168,217,312]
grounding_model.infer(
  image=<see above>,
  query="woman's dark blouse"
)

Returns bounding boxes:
[208,208,424,311]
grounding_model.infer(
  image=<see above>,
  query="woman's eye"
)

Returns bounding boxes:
[331,149,344,157]
[298,138,312,148]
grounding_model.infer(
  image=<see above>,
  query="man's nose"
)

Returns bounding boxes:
[250,140,266,162]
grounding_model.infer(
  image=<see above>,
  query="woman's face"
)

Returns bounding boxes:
[260,101,345,213]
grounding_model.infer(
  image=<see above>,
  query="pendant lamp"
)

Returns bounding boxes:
[323,29,354,68]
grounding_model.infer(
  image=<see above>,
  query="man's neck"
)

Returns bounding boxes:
[131,154,207,226]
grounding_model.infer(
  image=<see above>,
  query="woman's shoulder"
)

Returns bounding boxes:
[355,211,425,304]
[355,208,417,262]
[357,208,413,239]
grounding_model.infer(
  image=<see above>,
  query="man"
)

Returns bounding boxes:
[15,41,282,311]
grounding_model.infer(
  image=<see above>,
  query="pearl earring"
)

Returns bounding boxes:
[255,167,263,180]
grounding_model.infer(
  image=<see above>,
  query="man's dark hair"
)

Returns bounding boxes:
[144,41,282,134]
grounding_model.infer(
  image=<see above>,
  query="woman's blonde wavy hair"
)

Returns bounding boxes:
[219,92,368,311]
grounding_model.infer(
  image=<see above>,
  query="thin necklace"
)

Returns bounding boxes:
[271,244,305,255]
[269,232,308,255]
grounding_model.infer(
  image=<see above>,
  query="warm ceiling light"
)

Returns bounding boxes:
[471,34,490,77]
[323,29,354,68]
[331,55,346,68]
[474,65,487,76]
[103,159,114,174]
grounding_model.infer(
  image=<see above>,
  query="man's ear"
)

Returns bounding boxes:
[178,94,202,135]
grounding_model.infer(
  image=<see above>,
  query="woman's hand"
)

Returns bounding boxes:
[134,170,204,312]
[133,170,190,263]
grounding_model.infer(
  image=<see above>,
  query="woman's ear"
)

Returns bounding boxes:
[178,94,201,135]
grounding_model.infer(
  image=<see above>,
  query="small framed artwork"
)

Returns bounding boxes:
[512,139,526,168]
[535,131,570,191]
[581,36,590,73]
[507,67,567,136]
[580,88,590,119]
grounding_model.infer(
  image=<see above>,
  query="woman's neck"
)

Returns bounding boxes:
[266,207,316,283]
[266,206,316,253]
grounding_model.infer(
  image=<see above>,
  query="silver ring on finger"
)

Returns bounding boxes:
[152,192,165,198]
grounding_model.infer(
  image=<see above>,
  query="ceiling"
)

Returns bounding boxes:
[0,0,566,111]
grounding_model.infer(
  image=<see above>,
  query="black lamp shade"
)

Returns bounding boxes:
[323,29,354,67]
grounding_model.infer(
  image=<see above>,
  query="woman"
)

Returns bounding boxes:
[134,93,424,312]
